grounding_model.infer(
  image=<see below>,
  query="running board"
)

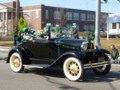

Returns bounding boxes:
[84,61,111,69]
[23,64,50,69]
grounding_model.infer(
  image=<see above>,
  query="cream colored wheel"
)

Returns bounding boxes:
[63,57,83,81]
[10,52,24,73]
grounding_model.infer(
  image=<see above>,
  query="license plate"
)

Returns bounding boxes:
[98,57,104,62]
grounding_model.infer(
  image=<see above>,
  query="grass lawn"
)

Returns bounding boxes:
[101,39,120,52]
[0,41,13,47]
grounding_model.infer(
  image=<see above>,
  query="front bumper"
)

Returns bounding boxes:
[84,61,111,69]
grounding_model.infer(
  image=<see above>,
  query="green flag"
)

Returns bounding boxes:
[88,30,95,42]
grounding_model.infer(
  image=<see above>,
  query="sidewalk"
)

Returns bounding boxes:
[0,46,11,52]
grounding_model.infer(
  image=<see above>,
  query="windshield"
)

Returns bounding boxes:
[53,27,72,39]
[22,27,79,40]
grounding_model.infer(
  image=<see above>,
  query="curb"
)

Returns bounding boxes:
[0,46,11,52]
[112,64,120,66]
[0,48,10,52]
[0,49,10,52]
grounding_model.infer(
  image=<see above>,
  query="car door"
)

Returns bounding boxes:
[27,39,51,64]
[49,39,59,63]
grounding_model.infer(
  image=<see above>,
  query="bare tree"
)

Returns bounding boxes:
[100,13,108,32]
[54,7,66,27]
[0,14,6,35]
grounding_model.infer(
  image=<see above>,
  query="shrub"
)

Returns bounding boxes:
[0,35,2,40]
[100,34,120,38]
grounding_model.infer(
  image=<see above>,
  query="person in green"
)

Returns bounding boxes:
[110,45,119,64]
[13,30,23,46]
[51,28,57,38]
[71,23,79,39]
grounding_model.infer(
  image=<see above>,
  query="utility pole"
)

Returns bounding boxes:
[95,0,101,47]
[15,0,19,30]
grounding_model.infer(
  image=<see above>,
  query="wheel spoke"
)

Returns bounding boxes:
[63,57,84,81]
[66,60,80,76]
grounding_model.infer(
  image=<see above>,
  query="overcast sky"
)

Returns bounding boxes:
[0,0,120,13]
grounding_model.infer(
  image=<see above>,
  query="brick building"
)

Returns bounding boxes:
[0,1,108,34]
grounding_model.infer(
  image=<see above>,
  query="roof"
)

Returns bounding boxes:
[106,16,120,23]
[0,3,13,9]
[20,5,42,10]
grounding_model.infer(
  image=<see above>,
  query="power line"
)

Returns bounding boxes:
[87,0,120,4]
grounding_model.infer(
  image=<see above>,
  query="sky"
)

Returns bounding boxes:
[0,0,120,13]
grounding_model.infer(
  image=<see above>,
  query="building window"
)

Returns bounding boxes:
[84,25,89,31]
[45,10,49,19]
[81,13,86,21]
[87,13,95,21]
[0,22,2,27]
[73,13,79,20]
[54,10,61,19]
[66,12,72,20]
[92,14,95,21]
[66,24,72,29]
[90,25,95,30]
[36,11,39,18]
[0,13,3,20]
[77,24,79,30]
[27,12,31,19]
[112,23,116,29]
[87,14,90,21]
[119,23,120,29]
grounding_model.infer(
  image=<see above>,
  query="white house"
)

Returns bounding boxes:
[0,2,15,34]
[106,13,120,40]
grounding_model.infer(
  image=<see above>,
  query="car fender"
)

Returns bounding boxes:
[6,46,30,64]
[99,48,110,54]
[51,51,84,67]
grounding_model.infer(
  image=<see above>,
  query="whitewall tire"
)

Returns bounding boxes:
[10,52,24,73]
[92,65,111,75]
[92,55,111,75]
[63,57,83,81]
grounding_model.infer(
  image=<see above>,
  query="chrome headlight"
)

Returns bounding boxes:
[81,41,88,51]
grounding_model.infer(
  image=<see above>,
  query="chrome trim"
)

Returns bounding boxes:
[81,41,88,51]
[84,61,111,69]
[23,64,50,69]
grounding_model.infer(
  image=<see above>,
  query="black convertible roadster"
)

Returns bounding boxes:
[7,27,111,81]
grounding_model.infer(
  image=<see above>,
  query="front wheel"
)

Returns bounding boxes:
[63,57,84,81]
[92,65,111,75]
[92,55,111,75]
[10,52,24,73]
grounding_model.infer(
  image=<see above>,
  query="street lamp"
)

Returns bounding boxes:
[118,0,120,2]
[15,0,20,30]
[95,0,101,48]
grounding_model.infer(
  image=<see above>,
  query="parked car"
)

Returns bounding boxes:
[7,27,111,81]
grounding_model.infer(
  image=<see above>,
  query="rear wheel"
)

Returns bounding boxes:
[63,57,84,81]
[10,52,24,73]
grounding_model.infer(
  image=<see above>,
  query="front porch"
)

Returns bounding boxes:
[0,3,14,35]
[106,14,120,40]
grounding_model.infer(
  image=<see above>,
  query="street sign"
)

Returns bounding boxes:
[18,17,27,30]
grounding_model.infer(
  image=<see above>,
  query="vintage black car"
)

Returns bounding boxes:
[7,28,111,81]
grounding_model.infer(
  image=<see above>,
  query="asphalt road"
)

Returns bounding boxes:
[0,62,120,90]
[0,51,120,90]
[0,50,8,59]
